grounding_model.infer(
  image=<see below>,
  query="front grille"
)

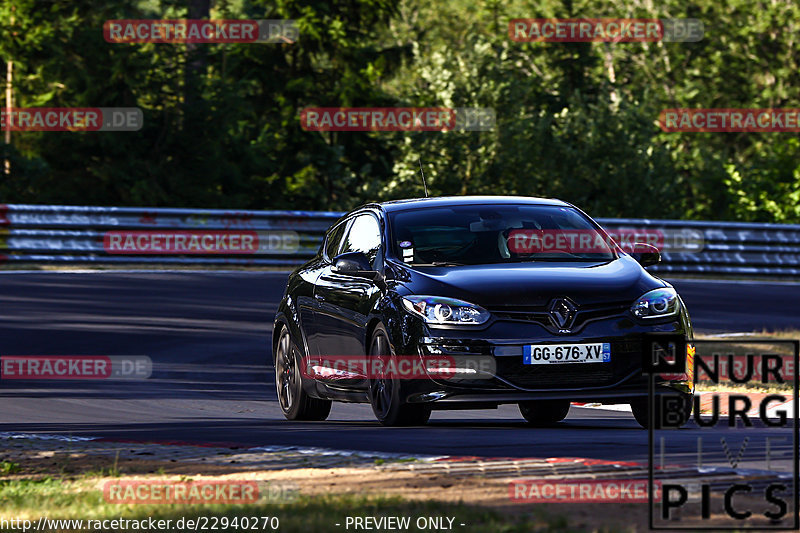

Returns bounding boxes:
[490,301,629,333]
[497,362,613,388]
[495,339,642,390]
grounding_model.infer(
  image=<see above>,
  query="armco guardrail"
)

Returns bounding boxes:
[0,204,798,276]
[0,204,341,266]
[599,218,800,276]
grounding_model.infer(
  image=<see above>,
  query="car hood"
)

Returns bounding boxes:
[392,256,665,308]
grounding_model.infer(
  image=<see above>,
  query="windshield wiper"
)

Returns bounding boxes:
[410,261,465,267]
[500,256,609,263]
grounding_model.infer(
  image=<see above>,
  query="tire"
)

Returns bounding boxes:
[630,394,692,429]
[518,400,571,426]
[274,324,331,421]
[367,324,431,426]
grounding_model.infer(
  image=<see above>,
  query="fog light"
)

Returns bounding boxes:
[408,391,448,403]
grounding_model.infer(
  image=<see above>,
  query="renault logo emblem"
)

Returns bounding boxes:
[548,298,577,331]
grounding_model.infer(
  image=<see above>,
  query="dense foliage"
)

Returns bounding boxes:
[1,0,798,221]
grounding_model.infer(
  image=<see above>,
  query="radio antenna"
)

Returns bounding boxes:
[418,158,429,198]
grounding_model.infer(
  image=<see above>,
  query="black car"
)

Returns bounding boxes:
[273,196,693,427]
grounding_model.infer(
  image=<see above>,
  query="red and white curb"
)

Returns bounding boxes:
[1,432,789,501]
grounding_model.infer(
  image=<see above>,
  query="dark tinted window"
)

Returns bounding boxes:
[324,220,349,260]
[340,214,382,268]
[388,204,615,265]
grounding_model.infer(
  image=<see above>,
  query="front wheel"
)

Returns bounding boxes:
[274,325,331,421]
[367,324,431,426]
[519,400,571,426]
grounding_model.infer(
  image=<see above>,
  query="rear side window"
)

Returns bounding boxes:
[323,220,349,260]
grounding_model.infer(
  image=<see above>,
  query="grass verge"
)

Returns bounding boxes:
[0,478,591,533]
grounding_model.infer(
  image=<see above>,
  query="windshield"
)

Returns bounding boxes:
[387,204,617,266]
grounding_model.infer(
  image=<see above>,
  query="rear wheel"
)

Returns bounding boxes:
[630,394,692,429]
[519,400,571,426]
[274,325,331,421]
[368,324,431,426]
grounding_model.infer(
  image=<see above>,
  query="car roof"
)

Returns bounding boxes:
[365,195,570,214]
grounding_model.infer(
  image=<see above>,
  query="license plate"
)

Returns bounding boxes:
[523,343,611,364]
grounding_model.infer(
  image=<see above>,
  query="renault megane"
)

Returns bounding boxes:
[273,196,693,427]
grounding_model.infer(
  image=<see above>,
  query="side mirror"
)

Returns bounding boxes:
[629,243,661,267]
[333,252,379,279]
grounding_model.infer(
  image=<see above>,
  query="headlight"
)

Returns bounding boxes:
[631,288,680,319]
[402,296,490,325]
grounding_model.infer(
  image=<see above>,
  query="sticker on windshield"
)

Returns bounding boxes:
[399,240,413,248]
[402,247,414,262]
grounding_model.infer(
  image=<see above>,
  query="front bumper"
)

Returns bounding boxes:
[394,312,693,406]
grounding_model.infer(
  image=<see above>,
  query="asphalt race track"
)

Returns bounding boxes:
[0,272,798,466]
